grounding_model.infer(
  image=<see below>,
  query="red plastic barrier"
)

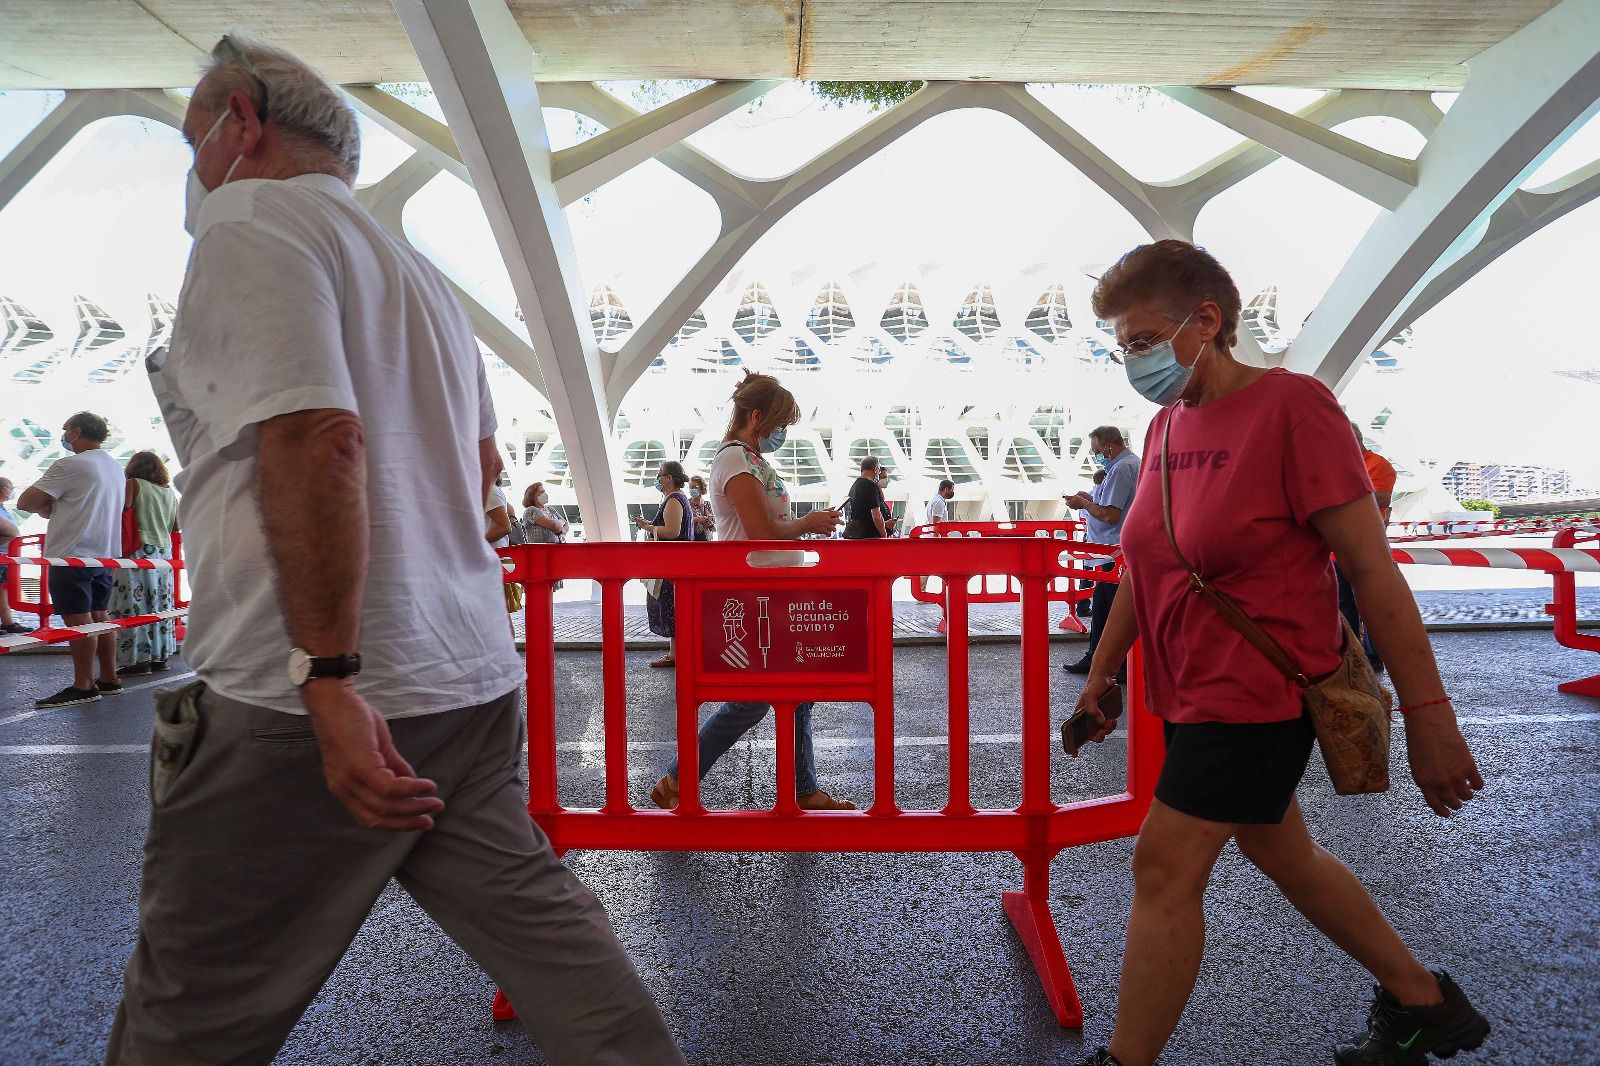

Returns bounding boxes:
[5,533,51,626]
[498,537,1162,1028]
[3,531,187,642]
[906,521,1122,634]
[1386,517,1596,544]
[1548,526,1600,698]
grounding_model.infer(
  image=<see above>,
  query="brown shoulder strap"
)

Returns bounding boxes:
[1159,409,1312,689]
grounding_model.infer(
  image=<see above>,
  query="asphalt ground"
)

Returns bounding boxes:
[2,631,1598,1065]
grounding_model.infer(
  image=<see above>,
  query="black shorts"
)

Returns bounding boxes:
[48,568,113,616]
[1155,713,1316,825]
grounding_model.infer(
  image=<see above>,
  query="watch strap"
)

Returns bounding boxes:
[305,652,362,680]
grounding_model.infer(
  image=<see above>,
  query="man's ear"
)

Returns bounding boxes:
[229,89,266,157]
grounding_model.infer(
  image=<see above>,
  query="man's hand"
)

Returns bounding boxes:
[1403,704,1483,817]
[1064,493,1090,509]
[304,680,444,831]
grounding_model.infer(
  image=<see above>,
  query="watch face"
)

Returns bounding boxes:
[287,648,311,687]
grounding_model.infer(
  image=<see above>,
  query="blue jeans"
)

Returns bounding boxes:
[666,701,818,796]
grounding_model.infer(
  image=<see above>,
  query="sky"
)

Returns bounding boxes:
[1,80,1598,484]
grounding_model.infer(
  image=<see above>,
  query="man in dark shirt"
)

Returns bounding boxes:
[842,455,887,539]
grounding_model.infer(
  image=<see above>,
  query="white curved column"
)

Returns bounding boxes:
[1394,157,1600,330]
[0,88,185,213]
[1286,0,1600,392]
[390,0,622,540]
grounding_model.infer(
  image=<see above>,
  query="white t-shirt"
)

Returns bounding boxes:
[709,441,790,542]
[151,173,521,717]
[32,449,123,557]
[926,494,949,524]
[487,485,511,549]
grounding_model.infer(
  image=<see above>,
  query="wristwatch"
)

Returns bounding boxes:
[287,648,362,687]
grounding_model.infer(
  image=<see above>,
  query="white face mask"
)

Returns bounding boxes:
[184,111,246,236]
[535,492,548,507]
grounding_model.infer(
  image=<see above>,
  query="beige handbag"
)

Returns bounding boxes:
[1158,411,1393,795]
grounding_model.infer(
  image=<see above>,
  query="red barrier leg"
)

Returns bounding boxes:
[1002,849,1082,1028]
[491,989,517,1021]
[1560,675,1600,697]
[1547,557,1600,699]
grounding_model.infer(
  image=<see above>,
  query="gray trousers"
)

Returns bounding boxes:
[107,683,683,1066]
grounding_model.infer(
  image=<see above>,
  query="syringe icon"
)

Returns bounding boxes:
[757,596,772,668]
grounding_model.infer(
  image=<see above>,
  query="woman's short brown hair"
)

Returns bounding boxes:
[1091,240,1243,351]
[724,370,801,442]
[522,481,545,509]
[125,450,171,487]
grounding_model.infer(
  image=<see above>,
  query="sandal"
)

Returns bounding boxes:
[1,622,31,634]
[649,655,675,669]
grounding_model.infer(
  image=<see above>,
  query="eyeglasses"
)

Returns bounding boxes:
[1108,318,1183,364]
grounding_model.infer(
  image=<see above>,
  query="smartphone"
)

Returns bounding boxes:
[1060,684,1124,757]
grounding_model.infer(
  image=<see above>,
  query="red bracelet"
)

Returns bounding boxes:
[1398,696,1452,716]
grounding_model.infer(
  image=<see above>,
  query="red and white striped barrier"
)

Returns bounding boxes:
[1,555,178,570]
[1386,517,1598,544]
[0,608,188,654]
[1389,545,1600,573]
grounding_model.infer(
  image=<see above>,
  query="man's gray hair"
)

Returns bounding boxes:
[194,34,360,181]
[1089,425,1125,448]
[860,455,880,473]
[66,411,109,443]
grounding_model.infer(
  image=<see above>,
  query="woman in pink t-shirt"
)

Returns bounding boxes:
[1066,242,1487,1066]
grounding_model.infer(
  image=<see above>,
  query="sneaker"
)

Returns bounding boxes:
[1336,971,1489,1065]
[798,789,856,811]
[120,661,153,676]
[1061,656,1092,675]
[96,678,125,695]
[149,659,170,672]
[35,685,101,709]
[1,621,31,634]
[650,774,679,810]
[1074,1051,1122,1066]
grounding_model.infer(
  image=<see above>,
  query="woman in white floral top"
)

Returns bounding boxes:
[651,371,851,811]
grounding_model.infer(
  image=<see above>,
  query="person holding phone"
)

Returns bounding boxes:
[1063,426,1138,678]
[650,371,851,811]
[1064,241,1486,1066]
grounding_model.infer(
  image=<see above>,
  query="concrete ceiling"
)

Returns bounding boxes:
[0,0,1563,90]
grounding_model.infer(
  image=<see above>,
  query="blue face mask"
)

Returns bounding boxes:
[758,426,787,453]
[1092,452,1109,469]
[60,433,74,451]
[1124,312,1200,407]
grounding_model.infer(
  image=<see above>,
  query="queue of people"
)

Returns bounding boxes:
[7,420,184,696]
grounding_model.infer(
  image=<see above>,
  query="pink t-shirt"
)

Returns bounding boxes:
[1120,369,1374,725]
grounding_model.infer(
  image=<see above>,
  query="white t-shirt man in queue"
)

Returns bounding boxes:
[18,411,126,707]
[927,479,955,525]
[106,34,683,1066]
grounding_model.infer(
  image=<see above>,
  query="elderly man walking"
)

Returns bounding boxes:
[108,35,683,1066]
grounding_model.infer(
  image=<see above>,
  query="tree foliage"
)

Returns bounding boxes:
[808,81,925,111]
[1460,499,1502,516]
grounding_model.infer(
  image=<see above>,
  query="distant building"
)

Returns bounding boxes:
[1444,461,1591,502]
